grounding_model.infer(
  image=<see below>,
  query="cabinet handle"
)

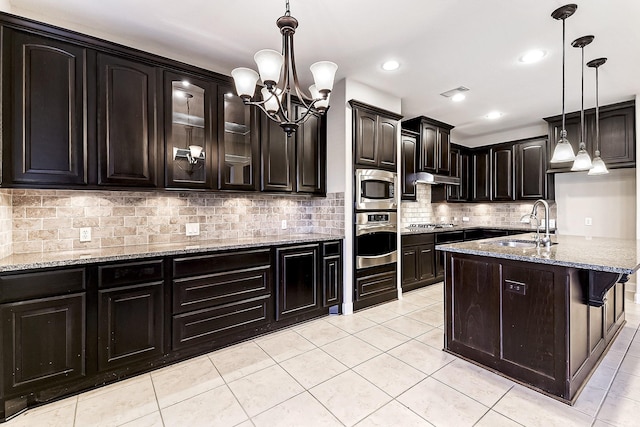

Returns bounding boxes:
[504,279,527,295]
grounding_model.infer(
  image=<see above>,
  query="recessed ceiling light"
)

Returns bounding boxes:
[519,49,546,63]
[485,111,503,119]
[381,60,400,71]
[451,93,466,102]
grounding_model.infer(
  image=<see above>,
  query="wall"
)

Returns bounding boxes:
[401,184,557,229]
[0,189,344,255]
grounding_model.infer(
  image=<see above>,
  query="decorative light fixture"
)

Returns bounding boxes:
[550,4,578,163]
[173,91,205,174]
[587,57,609,175]
[231,0,337,136]
[570,35,594,171]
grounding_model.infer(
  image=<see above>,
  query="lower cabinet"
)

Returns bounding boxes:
[401,234,436,292]
[322,241,343,308]
[354,264,397,310]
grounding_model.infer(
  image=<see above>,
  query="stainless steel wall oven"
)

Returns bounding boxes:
[355,211,397,269]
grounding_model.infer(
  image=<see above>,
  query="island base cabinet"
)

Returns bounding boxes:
[445,252,625,403]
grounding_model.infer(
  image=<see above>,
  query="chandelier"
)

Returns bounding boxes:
[231,0,337,136]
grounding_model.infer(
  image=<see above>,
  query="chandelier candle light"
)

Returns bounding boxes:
[231,0,337,136]
[550,4,578,163]
[587,57,609,175]
[570,35,594,171]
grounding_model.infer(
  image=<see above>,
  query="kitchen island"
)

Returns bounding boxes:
[436,234,639,404]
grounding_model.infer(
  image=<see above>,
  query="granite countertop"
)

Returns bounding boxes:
[401,224,555,235]
[0,233,342,273]
[436,233,640,274]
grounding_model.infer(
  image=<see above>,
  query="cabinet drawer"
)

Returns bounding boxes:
[322,241,341,257]
[402,233,435,246]
[356,270,396,299]
[173,249,270,278]
[98,260,164,289]
[173,266,271,314]
[172,296,269,350]
[0,268,85,303]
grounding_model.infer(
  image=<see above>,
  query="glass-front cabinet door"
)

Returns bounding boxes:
[218,86,259,191]
[165,72,215,189]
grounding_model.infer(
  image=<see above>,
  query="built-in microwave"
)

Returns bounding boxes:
[355,169,396,211]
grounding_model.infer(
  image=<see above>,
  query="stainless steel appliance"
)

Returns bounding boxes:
[355,211,397,269]
[355,169,396,211]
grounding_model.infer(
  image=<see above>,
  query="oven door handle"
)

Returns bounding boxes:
[355,224,397,235]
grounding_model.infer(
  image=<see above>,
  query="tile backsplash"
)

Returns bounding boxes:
[0,189,344,255]
[401,184,557,228]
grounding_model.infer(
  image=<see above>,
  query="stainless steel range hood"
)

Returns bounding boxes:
[411,172,460,185]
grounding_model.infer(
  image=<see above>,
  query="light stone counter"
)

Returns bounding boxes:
[0,233,342,272]
[436,233,640,274]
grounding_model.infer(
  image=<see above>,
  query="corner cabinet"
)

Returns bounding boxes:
[545,100,635,172]
[350,100,402,171]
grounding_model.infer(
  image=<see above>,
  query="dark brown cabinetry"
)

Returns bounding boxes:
[351,100,401,171]
[276,244,320,321]
[545,101,635,172]
[3,29,89,186]
[354,264,397,310]
[260,115,295,192]
[164,72,216,189]
[401,130,418,200]
[516,137,553,200]
[401,234,436,292]
[218,89,260,191]
[471,149,492,201]
[322,241,342,308]
[97,53,158,187]
[97,260,164,370]
[491,145,515,201]
[446,147,469,201]
[402,116,453,175]
[295,106,326,194]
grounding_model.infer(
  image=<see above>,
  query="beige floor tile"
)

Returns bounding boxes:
[493,385,594,427]
[415,328,445,349]
[77,373,151,401]
[357,305,401,323]
[592,420,617,427]
[587,365,618,390]
[279,348,348,389]
[354,324,411,351]
[400,293,438,307]
[355,400,433,427]
[388,340,455,374]
[431,359,513,407]
[295,319,350,346]
[310,370,391,426]
[600,348,626,370]
[209,340,275,382]
[397,377,488,426]
[618,353,640,376]
[406,308,444,327]
[228,364,304,417]
[252,392,342,427]
[254,330,315,362]
[4,398,76,427]
[151,355,224,408]
[326,313,377,334]
[608,371,640,401]
[321,335,382,368]
[353,353,427,397]
[161,384,247,427]
[119,411,164,427]
[597,393,640,426]
[382,299,423,315]
[382,316,434,338]
[75,375,158,427]
[474,410,523,427]
[573,385,607,417]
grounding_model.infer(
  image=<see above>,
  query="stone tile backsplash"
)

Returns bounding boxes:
[401,184,557,228]
[0,189,344,255]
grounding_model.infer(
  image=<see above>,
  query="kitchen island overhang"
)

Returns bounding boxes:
[436,234,638,404]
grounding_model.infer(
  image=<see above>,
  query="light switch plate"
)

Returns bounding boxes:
[185,223,200,236]
[585,217,593,226]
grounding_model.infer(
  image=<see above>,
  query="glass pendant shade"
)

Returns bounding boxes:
[309,85,330,110]
[310,61,338,93]
[588,154,609,175]
[570,143,592,170]
[550,132,576,163]
[261,87,282,114]
[231,68,260,98]
[254,49,283,85]
[189,145,203,159]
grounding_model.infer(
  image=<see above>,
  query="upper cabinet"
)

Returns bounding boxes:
[295,106,326,195]
[3,29,89,186]
[400,130,418,201]
[470,149,492,202]
[350,100,402,171]
[260,113,295,192]
[96,53,159,187]
[218,89,259,191]
[165,72,216,189]
[516,137,553,200]
[544,100,635,172]
[402,116,453,175]
[446,146,469,202]
[491,145,515,201]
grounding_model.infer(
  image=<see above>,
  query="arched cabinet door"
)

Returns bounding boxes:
[7,30,88,185]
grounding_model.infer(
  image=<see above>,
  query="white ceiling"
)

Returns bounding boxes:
[7,0,640,146]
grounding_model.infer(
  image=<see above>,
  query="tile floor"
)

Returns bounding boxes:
[6,282,640,427]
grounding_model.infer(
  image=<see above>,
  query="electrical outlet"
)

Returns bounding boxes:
[462,217,470,222]
[79,227,91,242]
[585,217,593,226]
[281,220,287,230]
[549,219,556,228]
[185,223,200,236]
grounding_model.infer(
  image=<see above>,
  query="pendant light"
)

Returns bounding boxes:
[550,4,578,163]
[587,57,609,175]
[570,35,594,171]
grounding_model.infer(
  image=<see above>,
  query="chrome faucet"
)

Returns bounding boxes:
[530,199,552,247]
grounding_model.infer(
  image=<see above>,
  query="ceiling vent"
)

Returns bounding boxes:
[440,86,470,98]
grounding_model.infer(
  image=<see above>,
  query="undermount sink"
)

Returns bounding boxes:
[489,239,538,248]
